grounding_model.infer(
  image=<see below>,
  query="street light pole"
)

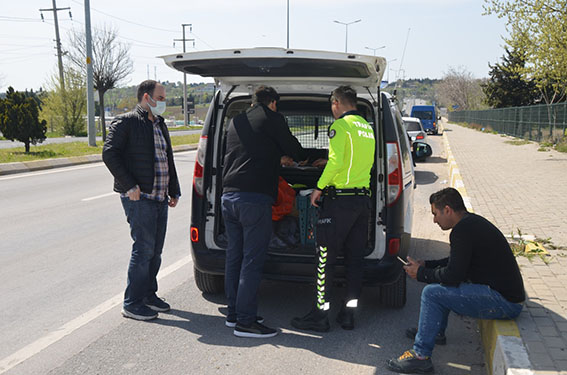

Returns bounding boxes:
[333,19,361,53]
[387,58,397,83]
[365,45,385,56]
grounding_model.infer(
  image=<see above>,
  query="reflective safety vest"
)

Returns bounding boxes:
[316,113,375,190]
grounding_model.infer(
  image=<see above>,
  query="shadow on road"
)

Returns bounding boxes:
[145,238,481,375]
[423,156,448,164]
[415,170,439,185]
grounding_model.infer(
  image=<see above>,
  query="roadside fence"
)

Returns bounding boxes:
[448,101,567,142]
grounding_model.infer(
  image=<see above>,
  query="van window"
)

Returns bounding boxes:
[285,114,334,149]
[412,110,433,120]
[393,110,412,177]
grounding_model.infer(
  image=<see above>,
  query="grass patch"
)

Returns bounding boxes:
[0,142,104,163]
[0,134,199,163]
[170,134,200,146]
[556,140,567,153]
[538,147,550,152]
[169,125,203,132]
[505,139,531,146]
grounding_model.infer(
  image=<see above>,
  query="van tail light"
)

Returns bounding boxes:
[416,133,424,140]
[388,238,400,255]
[193,136,207,197]
[386,142,403,206]
[433,121,437,129]
[190,226,199,242]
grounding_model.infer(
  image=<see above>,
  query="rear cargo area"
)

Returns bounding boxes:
[213,95,378,257]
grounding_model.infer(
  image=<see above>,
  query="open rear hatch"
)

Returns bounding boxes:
[160,47,386,93]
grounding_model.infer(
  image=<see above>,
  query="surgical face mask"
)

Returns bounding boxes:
[147,95,166,116]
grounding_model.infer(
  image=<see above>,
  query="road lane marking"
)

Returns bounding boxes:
[81,192,116,202]
[0,256,191,374]
[0,163,104,181]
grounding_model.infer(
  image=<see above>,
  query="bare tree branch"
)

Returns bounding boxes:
[66,25,133,140]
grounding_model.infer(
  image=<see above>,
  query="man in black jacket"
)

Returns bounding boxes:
[102,80,181,321]
[222,86,307,338]
[387,188,525,374]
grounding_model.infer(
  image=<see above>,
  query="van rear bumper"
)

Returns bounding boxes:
[191,242,404,286]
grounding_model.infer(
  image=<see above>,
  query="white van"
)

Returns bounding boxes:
[162,48,419,307]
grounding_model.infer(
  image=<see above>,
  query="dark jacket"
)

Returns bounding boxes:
[417,213,525,303]
[222,103,306,201]
[102,105,181,198]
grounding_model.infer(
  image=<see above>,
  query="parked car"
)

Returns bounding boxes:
[402,116,427,143]
[161,48,415,308]
[410,105,439,134]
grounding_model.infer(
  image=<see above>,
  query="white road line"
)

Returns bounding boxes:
[0,163,104,181]
[81,192,116,202]
[0,256,191,374]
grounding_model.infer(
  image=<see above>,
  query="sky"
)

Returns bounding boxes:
[0,0,510,93]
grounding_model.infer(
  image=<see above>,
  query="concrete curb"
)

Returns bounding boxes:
[0,144,197,176]
[442,130,533,375]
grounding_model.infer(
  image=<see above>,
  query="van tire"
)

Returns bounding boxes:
[380,271,406,308]
[194,267,224,294]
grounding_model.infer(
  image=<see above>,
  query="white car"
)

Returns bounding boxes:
[402,116,427,143]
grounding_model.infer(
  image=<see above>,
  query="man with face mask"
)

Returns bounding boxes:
[103,80,181,321]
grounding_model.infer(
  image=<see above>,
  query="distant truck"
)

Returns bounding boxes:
[410,105,439,135]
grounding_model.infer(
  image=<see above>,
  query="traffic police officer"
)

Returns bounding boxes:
[291,85,375,331]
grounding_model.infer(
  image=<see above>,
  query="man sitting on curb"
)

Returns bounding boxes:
[387,187,525,374]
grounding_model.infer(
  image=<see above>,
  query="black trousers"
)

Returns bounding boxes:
[314,194,370,310]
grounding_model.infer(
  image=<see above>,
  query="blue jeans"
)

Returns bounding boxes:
[121,197,168,309]
[222,192,273,326]
[414,283,523,357]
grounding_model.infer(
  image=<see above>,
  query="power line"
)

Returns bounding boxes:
[69,0,177,33]
[68,0,214,49]
[68,19,173,49]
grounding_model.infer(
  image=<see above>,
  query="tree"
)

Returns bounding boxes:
[434,66,487,111]
[484,0,567,104]
[482,47,539,108]
[0,87,47,153]
[41,68,87,136]
[67,25,133,141]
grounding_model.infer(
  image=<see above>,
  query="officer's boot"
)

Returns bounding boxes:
[291,306,330,332]
[336,301,355,330]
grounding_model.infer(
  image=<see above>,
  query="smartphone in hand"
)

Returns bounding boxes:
[397,256,409,265]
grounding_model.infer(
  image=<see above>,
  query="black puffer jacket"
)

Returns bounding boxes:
[102,105,181,197]
[222,103,306,201]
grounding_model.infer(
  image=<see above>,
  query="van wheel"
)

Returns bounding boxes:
[194,267,224,294]
[380,271,406,308]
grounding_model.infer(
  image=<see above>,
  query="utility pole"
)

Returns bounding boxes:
[174,24,194,127]
[84,0,96,146]
[287,0,290,49]
[39,0,71,89]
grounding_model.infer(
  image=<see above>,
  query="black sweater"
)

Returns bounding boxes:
[417,213,525,303]
[102,105,181,197]
[222,103,306,201]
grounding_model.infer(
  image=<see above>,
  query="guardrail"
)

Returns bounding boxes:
[448,102,567,142]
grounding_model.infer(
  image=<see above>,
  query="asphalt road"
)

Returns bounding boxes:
[0,136,486,375]
[0,130,201,149]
